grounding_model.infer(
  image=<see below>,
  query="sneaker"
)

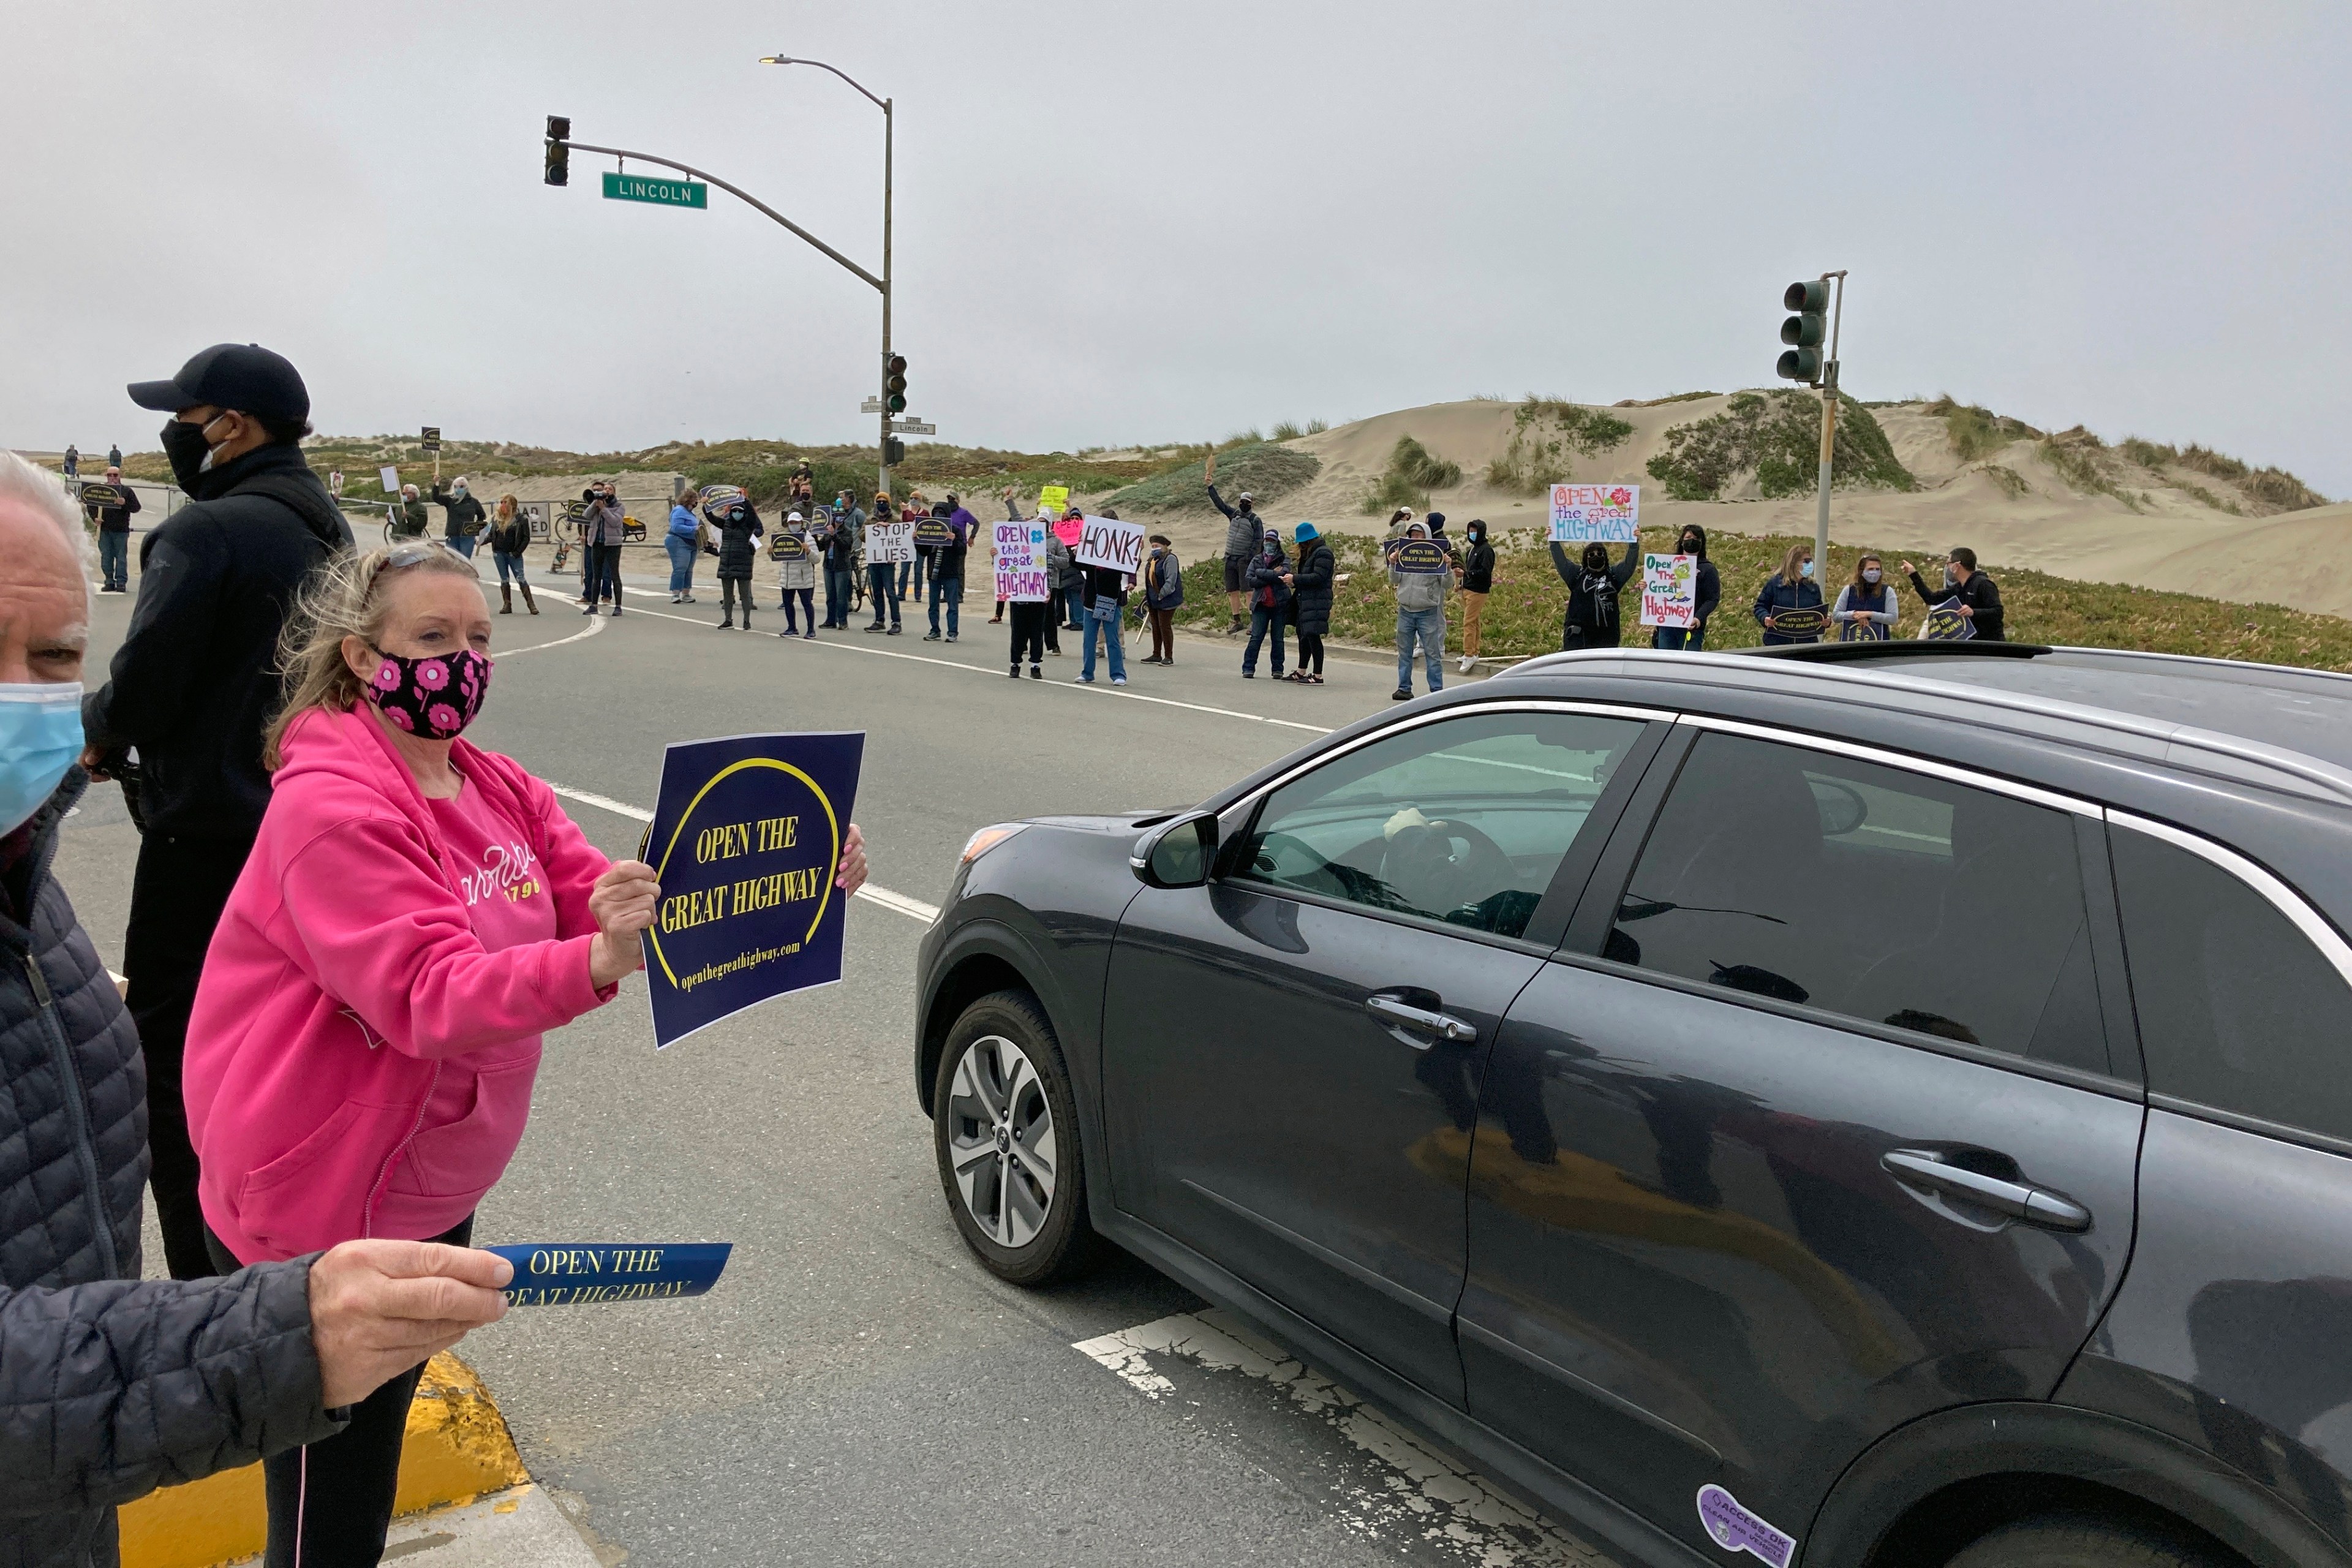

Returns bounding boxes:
[1009,666,1022,679]
[1078,675,1095,684]
[1028,665,1043,679]
[1459,655,1476,674]
[611,606,622,616]
[583,604,598,615]
[887,625,903,635]
[1047,646,1061,656]
[1392,687,1412,701]
[1242,670,1255,679]
[865,622,886,632]
[804,631,817,640]
[923,631,942,641]
[947,634,958,643]
[716,619,733,630]
[1111,676,1127,687]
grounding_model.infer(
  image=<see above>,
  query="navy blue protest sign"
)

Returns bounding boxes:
[1921,596,1977,641]
[639,731,864,1047]
[486,1242,733,1306]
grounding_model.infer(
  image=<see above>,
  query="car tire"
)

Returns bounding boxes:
[933,989,1098,1286]
[1944,1510,2230,1568]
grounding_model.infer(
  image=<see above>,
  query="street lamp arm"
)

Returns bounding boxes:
[563,138,884,294]
[758,56,886,113]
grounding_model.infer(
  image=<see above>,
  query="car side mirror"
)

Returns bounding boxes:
[1133,812,1218,889]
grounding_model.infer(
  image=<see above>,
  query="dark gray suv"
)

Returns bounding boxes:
[914,643,2352,1568]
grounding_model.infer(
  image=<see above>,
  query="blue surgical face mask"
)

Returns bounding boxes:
[1800,560,1815,578]
[0,683,85,837]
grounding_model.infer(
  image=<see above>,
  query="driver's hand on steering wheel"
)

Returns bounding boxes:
[1383,806,1433,840]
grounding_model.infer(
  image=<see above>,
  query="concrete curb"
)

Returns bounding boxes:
[118,1352,530,1568]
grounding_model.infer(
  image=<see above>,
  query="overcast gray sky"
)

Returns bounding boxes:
[7,1,2346,494]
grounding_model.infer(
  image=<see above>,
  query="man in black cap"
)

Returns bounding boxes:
[81,342,353,1280]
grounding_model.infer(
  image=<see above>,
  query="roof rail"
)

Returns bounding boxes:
[1743,641,2055,665]
[1499,647,2352,806]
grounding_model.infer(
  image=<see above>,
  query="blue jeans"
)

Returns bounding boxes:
[666,535,697,594]
[867,562,900,626]
[1243,603,1287,676]
[897,559,916,601]
[929,575,962,637]
[1082,600,1126,682]
[1061,582,1086,629]
[492,549,526,586]
[447,532,477,558]
[97,529,129,590]
[1396,605,1445,693]
[824,564,855,625]
[1651,624,1706,651]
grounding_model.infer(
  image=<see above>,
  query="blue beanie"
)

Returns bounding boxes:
[1294,521,1319,541]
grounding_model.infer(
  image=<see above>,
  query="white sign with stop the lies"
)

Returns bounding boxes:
[1074,514,1146,575]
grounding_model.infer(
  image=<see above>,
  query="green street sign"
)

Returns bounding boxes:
[601,171,707,209]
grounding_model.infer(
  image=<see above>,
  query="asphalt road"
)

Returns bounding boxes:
[58,557,1613,1568]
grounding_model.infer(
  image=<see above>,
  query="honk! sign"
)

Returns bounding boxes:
[639,732,865,1047]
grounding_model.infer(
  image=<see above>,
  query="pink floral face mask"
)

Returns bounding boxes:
[363,646,491,738]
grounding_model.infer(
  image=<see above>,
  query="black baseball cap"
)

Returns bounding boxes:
[127,342,310,420]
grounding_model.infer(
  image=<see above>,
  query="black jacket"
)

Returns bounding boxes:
[1,773,338,1567]
[84,487,141,535]
[1078,562,1128,609]
[1906,566,2006,641]
[1458,535,1496,595]
[715,503,765,578]
[1550,538,1641,647]
[81,443,353,840]
[429,483,486,540]
[1290,540,1336,635]
[1245,548,1292,609]
[487,508,532,556]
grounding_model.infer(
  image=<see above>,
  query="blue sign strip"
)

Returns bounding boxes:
[486,1242,733,1306]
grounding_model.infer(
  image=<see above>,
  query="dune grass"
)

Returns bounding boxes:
[1166,527,2352,673]
[1358,435,1463,514]
[1648,392,1915,502]
[1483,397,1635,494]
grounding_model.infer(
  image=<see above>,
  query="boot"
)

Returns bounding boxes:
[521,580,538,614]
[499,583,513,614]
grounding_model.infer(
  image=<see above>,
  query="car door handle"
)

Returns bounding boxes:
[1881,1148,2092,1234]
[1364,993,1477,1047]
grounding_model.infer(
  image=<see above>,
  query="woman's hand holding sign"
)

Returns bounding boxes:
[836,822,869,897]
[589,859,662,987]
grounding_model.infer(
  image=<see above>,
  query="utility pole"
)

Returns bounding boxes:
[1778,271,1847,570]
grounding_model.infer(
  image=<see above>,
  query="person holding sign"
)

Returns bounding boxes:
[774,511,817,638]
[1651,525,1721,652]
[1754,544,1827,645]
[864,491,905,635]
[707,484,764,629]
[85,464,140,593]
[1386,519,1453,698]
[1076,508,1134,686]
[184,541,867,1564]
[1833,554,1901,642]
[1903,548,2005,641]
[1548,535,1639,654]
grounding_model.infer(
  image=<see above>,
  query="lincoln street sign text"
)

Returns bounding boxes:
[603,171,709,209]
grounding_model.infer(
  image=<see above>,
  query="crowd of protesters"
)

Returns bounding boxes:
[7,344,868,1567]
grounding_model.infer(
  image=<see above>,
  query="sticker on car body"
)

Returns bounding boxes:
[1697,1484,1796,1567]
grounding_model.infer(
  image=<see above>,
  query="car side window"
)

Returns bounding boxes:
[2110,826,2352,1139]
[1608,732,2106,1068]
[1234,710,1646,939]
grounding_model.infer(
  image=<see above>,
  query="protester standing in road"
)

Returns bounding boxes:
[776,510,818,638]
[1140,534,1184,666]
[107,440,122,468]
[1834,553,1900,641]
[487,494,538,614]
[1205,455,1261,635]
[864,490,902,635]
[429,477,484,559]
[1903,547,2006,640]
[707,484,763,630]
[1389,518,1451,699]
[62,443,78,479]
[1287,522,1333,685]
[77,342,353,1280]
[1454,519,1494,673]
[1549,536,1639,654]
[1754,543,1825,646]
[1242,525,1292,680]
[391,483,429,539]
[1651,524,1721,651]
[821,492,862,628]
[666,486,701,603]
[183,539,873,1566]
[580,482,625,616]
[1041,521,1071,657]
[1077,511,1133,686]
[1054,509,1087,635]
[2,451,521,1568]
[85,463,141,594]
[923,497,970,643]
[904,492,929,603]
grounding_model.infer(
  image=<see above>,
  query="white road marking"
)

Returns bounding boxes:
[499,613,608,657]
[1073,1309,1613,1568]
[545,783,940,924]
[605,598,1334,736]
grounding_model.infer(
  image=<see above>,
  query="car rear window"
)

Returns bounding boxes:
[2110,826,2352,1140]
[1607,733,2108,1069]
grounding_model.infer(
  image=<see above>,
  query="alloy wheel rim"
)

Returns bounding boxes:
[946,1033,1058,1249]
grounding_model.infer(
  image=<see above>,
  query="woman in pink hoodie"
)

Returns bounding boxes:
[183,541,864,1567]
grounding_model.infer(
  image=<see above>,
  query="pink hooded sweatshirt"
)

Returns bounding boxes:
[185,703,616,1264]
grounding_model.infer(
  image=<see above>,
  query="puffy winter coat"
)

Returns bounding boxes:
[1,772,338,1567]
[715,505,764,578]
[1289,541,1335,635]
[1207,484,1262,559]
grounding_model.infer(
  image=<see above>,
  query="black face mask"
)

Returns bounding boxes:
[160,416,220,490]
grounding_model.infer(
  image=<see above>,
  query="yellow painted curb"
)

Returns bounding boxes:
[118,1352,530,1568]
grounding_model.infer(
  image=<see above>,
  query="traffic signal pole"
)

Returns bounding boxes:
[1812,271,1847,572]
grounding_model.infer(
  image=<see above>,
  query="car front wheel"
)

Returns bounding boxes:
[933,989,1096,1285]
[1945,1510,2231,1567]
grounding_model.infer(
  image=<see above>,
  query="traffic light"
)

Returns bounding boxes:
[1777,280,1828,385]
[884,437,907,466]
[885,354,908,414]
[545,116,570,187]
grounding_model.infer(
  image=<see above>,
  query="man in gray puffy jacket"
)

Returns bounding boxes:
[1386,517,1452,701]
[1205,456,1261,636]
[1,456,515,1567]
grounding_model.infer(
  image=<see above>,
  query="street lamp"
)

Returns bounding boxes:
[760,55,895,499]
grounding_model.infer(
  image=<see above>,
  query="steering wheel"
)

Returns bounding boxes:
[1379,816,1517,918]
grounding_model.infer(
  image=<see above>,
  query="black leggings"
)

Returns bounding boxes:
[207,1216,474,1568]
[1295,631,1325,675]
[720,576,752,620]
[1009,601,1047,665]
